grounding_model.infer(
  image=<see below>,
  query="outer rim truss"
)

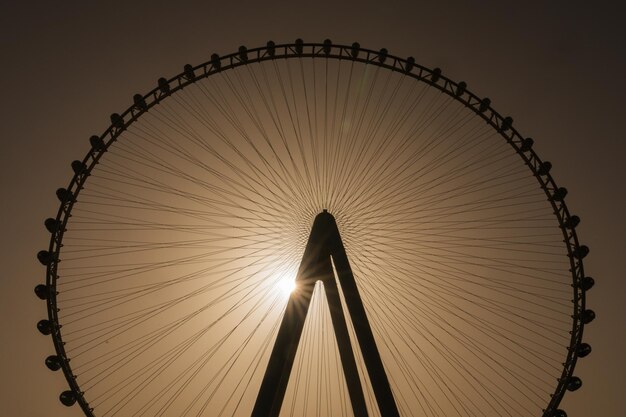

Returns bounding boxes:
[38,39,590,417]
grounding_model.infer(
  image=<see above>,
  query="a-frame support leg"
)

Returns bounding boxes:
[320,256,370,417]
[251,211,399,417]
[327,217,400,417]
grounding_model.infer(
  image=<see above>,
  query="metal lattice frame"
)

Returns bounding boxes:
[36,40,591,417]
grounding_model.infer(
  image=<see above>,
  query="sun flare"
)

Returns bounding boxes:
[276,277,296,297]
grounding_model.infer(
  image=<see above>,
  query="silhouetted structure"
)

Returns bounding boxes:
[253,210,399,417]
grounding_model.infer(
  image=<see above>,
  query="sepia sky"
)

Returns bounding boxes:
[1,1,624,416]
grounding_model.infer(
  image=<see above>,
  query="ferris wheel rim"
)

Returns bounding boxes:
[36,39,590,417]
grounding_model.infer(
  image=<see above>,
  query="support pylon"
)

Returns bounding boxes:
[251,210,399,417]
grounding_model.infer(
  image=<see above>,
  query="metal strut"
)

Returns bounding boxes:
[251,210,399,417]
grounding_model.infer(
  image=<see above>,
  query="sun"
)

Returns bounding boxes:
[273,262,298,298]
[276,276,297,297]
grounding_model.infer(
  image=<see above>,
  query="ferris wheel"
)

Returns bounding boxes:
[35,39,595,417]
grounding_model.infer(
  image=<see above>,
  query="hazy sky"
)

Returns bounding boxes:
[1,1,624,416]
